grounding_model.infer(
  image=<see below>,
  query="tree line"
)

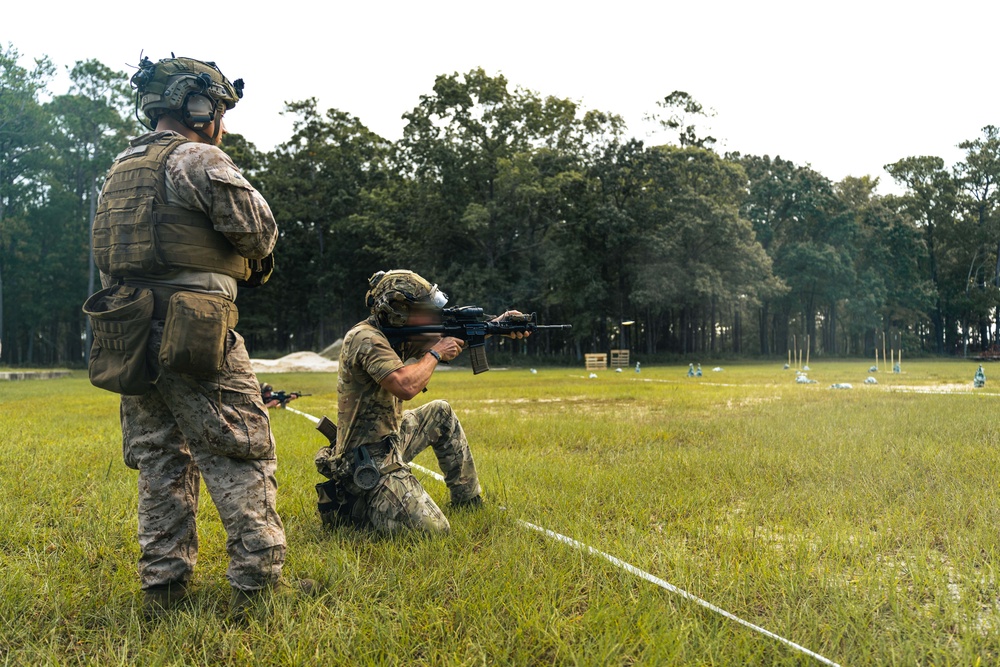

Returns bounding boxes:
[3,43,1000,365]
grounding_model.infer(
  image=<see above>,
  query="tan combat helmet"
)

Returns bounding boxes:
[130,55,243,140]
[366,270,448,327]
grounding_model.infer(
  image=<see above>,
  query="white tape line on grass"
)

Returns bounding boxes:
[407,464,841,667]
[284,406,322,424]
[516,520,840,667]
[288,408,840,667]
[409,461,445,482]
[407,463,840,667]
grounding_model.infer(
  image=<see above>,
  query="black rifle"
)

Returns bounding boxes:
[270,391,311,406]
[383,307,572,374]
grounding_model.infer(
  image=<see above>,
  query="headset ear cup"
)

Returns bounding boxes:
[184,94,215,128]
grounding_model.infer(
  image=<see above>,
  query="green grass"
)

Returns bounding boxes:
[2,359,999,665]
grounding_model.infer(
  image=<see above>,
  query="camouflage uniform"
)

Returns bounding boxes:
[108,134,285,592]
[316,318,481,535]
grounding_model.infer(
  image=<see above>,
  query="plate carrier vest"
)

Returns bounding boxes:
[93,133,251,281]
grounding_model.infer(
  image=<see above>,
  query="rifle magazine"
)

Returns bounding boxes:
[469,344,490,374]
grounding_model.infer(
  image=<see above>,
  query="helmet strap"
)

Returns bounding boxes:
[193,126,215,144]
[209,101,225,143]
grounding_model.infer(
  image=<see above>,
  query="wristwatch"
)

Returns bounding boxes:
[428,349,442,362]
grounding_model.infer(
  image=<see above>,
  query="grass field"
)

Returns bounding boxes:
[2,359,1000,665]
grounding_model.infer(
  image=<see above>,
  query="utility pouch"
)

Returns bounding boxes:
[82,285,155,395]
[158,291,238,377]
[316,478,365,528]
[240,253,274,288]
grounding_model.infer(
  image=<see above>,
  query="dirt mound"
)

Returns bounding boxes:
[251,351,338,374]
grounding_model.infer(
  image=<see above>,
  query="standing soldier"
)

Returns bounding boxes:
[84,55,301,619]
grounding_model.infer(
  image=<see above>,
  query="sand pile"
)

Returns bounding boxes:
[251,351,338,374]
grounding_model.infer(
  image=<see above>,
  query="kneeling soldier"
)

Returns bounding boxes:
[315,270,525,534]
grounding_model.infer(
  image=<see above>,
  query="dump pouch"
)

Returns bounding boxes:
[316,478,365,529]
[158,291,238,377]
[82,285,155,395]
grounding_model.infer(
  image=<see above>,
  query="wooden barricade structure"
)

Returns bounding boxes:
[610,349,630,368]
[585,353,607,370]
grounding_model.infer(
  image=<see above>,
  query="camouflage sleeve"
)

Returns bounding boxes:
[356,330,405,383]
[166,142,278,259]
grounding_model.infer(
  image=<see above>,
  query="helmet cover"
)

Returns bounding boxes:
[131,55,243,128]
[366,270,448,327]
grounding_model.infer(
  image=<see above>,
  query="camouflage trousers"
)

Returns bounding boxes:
[120,321,286,591]
[365,400,481,536]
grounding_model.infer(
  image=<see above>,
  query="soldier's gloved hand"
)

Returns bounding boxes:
[432,337,465,362]
[492,310,531,339]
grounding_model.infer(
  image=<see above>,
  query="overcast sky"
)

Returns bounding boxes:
[6,0,996,194]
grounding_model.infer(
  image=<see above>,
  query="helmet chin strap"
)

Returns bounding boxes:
[193,126,216,144]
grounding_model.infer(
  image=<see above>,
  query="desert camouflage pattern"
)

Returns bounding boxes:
[101,132,277,299]
[108,130,284,592]
[165,139,276,261]
[122,322,285,590]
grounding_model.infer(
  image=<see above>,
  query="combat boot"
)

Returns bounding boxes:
[229,578,317,623]
[141,582,188,620]
[451,494,483,510]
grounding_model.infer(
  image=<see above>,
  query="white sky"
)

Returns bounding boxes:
[6,0,997,194]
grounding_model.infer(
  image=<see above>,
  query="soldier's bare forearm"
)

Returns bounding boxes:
[379,354,438,400]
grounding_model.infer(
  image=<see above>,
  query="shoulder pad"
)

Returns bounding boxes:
[115,144,151,161]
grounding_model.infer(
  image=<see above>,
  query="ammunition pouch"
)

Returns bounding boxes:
[83,285,155,395]
[158,291,238,378]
